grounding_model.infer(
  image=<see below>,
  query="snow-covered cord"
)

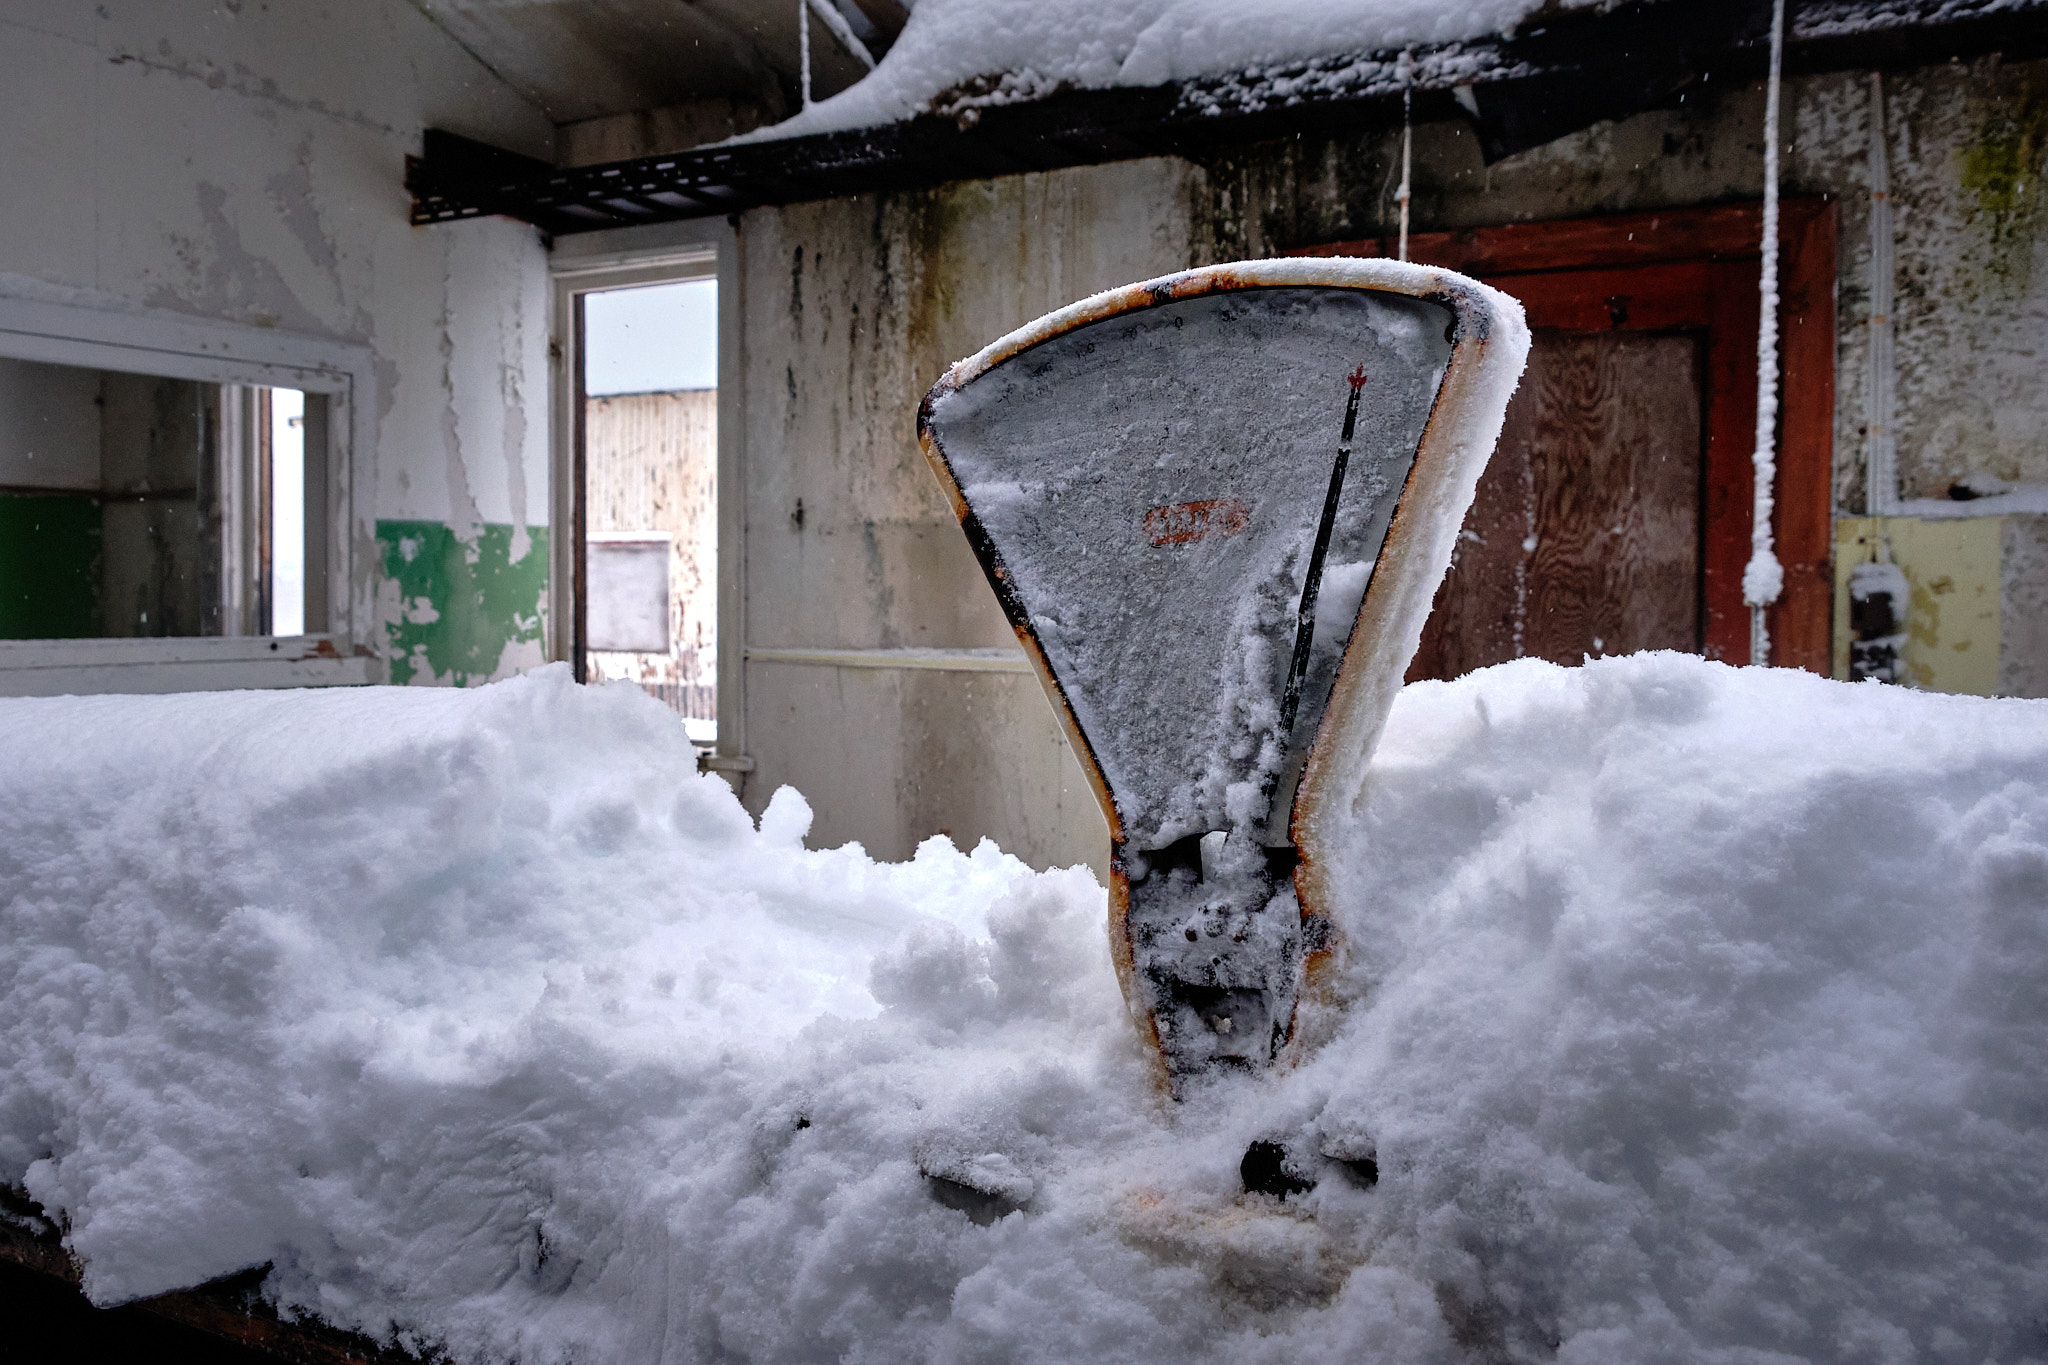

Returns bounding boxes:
[1744,0,1787,665]
[1865,71,1897,518]
[799,0,813,109]
[1397,48,1414,261]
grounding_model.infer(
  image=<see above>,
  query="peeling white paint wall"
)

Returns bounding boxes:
[0,0,554,682]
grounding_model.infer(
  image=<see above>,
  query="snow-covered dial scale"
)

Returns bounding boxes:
[921,260,1528,1091]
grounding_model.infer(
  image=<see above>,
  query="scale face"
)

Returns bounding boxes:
[921,262,1526,1089]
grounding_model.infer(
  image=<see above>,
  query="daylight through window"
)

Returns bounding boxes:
[579,277,718,745]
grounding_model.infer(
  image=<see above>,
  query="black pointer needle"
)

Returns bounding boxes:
[1280,364,1368,736]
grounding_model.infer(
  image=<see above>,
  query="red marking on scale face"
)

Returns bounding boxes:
[1348,365,1369,390]
[1145,498,1251,547]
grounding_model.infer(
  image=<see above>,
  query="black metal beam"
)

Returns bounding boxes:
[408,0,2048,237]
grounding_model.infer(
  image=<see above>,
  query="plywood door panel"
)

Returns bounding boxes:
[1404,377,1531,680]
[1298,201,1838,672]
[1409,330,1703,680]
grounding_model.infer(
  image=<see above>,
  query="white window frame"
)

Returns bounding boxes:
[0,291,374,695]
[549,219,746,775]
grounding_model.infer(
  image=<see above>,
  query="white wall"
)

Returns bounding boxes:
[0,1,555,681]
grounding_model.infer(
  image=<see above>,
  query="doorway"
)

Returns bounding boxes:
[1302,201,1836,676]
[571,276,719,745]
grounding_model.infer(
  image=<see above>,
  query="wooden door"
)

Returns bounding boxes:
[1409,330,1703,680]
[1297,201,1837,674]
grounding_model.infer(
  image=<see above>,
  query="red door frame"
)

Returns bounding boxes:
[1297,201,1836,671]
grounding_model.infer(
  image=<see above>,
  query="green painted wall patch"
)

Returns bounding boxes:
[377,520,548,686]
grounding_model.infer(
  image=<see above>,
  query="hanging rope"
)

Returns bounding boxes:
[798,0,814,110]
[1397,48,1414,261]
[1744,0,1787,665]
[1865,71,1897,519]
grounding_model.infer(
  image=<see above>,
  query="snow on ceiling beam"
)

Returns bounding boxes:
[408,0,872,125]
[408,0,2048,238]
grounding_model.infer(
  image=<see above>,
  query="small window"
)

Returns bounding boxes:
[0,356,323,640]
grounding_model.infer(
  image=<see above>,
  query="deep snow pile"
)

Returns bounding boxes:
[4,656,2048,1362]
[751,0,1599,141]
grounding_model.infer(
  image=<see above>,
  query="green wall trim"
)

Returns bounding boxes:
[376,520,547,686]
[0,493,100,640]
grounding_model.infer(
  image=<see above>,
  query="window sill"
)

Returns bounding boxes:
[0,636,375,696]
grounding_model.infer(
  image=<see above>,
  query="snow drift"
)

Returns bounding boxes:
[3,656,2047,1362]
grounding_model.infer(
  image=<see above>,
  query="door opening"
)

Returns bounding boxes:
[575,278,719,746]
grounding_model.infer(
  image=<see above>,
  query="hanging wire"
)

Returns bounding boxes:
[1865,71,1898,519]
[798,0,814,110]
[1397,47,1414,261]
[1744,0,1787,665]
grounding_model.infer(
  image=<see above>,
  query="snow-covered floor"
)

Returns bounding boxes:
[3,655,2046,1363]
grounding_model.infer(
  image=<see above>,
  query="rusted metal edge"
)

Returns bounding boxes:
[912,441,1167,1073]
[1284,276,1533,1062]
[917,258,1531,1085]
[0,1186,428,1365]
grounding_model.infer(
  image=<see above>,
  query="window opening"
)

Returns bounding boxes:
[578,278,718,747]
[270,389,307,638]
[0,355,319,641]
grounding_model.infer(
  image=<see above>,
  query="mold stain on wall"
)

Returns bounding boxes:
[1959,65,2048,283]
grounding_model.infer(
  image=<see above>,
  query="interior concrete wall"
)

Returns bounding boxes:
[1808,57,2048,694]
[0,1,555,683]
[1197,54,2048,522]
[729,53,2048,868]
[98,372,214,640]
[728,87,1792,870]
[1817,57,2048,507]
[735,162,1209,869]
[0,358,100,490]
[2002,515,2048,697]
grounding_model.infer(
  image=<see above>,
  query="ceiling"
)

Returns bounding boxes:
[411,0,2048,239]
[412,0,885,127]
